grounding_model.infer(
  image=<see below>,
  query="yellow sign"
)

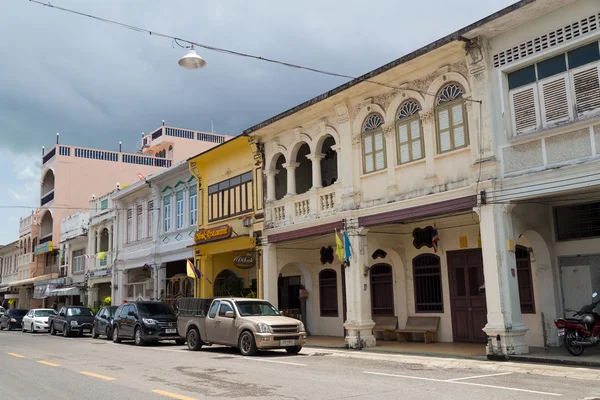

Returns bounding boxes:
[35,241,53,255]
[459,236,468,248]
[194,225,232,244]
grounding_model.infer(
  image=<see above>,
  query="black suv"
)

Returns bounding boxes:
[112,301,184,346]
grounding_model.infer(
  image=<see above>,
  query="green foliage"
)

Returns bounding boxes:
[88,304,101,315]
[245,291,257,298]
[214,275,245,297]
[102,296,111,306]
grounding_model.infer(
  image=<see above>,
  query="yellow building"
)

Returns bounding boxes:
[188,134,264,298]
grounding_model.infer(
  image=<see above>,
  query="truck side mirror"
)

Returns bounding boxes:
[593,292,598,298]
[224,311,235,318]
[59,312,65,317]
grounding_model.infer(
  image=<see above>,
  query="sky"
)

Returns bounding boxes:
[0,0,516,244]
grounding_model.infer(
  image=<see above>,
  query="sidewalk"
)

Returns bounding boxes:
[507,346,600,368]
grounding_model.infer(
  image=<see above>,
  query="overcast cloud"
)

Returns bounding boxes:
[0,0,515,244]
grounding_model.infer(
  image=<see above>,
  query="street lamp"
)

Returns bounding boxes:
[178,45,206,70]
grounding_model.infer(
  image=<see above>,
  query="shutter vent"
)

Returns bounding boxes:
[511,87,538,134]
[542,77,570,124]
[573,65,600,115]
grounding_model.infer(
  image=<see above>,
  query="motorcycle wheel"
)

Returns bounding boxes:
[564,329,585,356]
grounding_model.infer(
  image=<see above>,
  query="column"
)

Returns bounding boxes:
[199,255,213,298]
[88,287,99,306]
[331,144,341,184]
[343,221,376,348]
[108,226,113,255]
[262,243,279,308]
[382,125,397,199]
[419,111,437,185]
[307,153,324,190]
[157,263,166,300]
[479,203,528,355]
[282,162,299,196]
[265,170,277,201]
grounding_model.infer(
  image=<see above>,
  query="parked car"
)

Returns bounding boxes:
[49,306,95,337]
[0,306,5,317]
[21,309,57,333]
[112,301,184,346]
[0,309,29,331]
[92,306,118,339]
[177,297,306,356]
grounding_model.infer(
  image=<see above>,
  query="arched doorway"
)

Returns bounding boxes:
[370,264,394,316]
[294,143,312,194]
[274,154,287,200]
[39,211,53,243]
[214,269,244,297]
[320,136,338,187]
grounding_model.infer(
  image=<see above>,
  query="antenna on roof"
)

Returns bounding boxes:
[162,120,165,126]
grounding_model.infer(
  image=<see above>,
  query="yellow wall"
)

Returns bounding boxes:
[188,135,264,298]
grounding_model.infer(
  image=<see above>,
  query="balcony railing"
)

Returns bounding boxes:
[268,184,341,227]
[139,126,228,151]
[151,128,163,140]
[92,252,112,269]
[19,214,37,234]
[41,190,54,206]
[42,147,56,165]
[40,145,172,169]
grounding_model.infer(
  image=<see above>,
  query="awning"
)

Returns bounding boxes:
[8,278,35,288]
[0,282,8,289]
[0,287,10,293]
[48,287,80,297]
[33,283,59,299]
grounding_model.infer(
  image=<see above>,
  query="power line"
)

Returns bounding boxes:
[27,0,482,103]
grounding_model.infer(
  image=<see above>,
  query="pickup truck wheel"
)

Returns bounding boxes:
[105,326,112,340]
[63,326,69,337]
[91,325,99,339]
[134,327,145,346]
[286,346,302,355]
[50,323,56,335]
[238,331,258,356]
[186,328,202,351]
[112,326,121,343]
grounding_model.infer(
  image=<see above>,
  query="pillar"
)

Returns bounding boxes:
[262,243,279,308]
[199,255,213,298]
[283,162,299,196]
[419,111,437,185]
[479,203,528,355]
[88,286,99,307]
[331,144,341,184]
[265,171,277,201]
[383,125,397,199]
[108,226,113,254]
[157,263,167,300]
[307,153,324,190]
[343,222,376,348]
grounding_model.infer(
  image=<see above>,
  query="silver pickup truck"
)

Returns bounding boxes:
[177,297,307,356]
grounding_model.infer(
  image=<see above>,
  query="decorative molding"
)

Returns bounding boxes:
[464,37,487,79]
[291,127,303,143]
[334,101,350,124]
[382,124,395,137]
[274,143,287,155]
[419,111,434,123]
[300,132,312,143]
[374,90,401,112]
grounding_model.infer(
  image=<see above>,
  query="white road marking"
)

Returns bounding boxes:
[446,372,513,381]
[243,357,306,367]
[363,371,562,397]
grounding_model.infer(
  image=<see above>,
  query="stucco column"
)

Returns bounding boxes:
[265,170,277,202]
[419,111,437,184]
[382,124,397,199]
[283,162,299,196]
[157,263,167,301]
[479,203,528,355]
[344,222,376,348]
[307,153,324,190]
[108,227,113,254]
[331,144,342,184]
[199,255,213,298]
[262,243,279,308]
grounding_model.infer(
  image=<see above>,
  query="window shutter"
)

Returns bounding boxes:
[539,74,572,127]
[571,63,600,116]
[510,85,539,135]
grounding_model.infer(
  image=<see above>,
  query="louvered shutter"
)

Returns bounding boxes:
[571,62,600,117]
[509,84,539,136]
[539,73,572,127]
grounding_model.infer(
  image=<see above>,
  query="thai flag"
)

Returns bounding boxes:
[137,172,145,180]
[431,225,440,253]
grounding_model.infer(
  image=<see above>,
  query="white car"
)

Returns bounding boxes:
[22,309,57,333]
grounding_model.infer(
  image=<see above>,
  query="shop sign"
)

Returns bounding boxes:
[35,241,53,255]
[89,270,111,278]
[233,253,256,269]
[194,225,232,244]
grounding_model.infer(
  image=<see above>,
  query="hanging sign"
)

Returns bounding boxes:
[233,253,256,269]
[35,241,53,255]
[194,225,232,244]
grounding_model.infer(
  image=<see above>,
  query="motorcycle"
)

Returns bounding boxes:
[555,292,600,356]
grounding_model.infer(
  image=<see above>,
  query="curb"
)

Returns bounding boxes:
[506,354,600,369]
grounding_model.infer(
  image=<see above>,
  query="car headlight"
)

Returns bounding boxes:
[10,318,16,323]
[70,321,78,326]
[298,322,306,332]
[142,318,158,325]
[256,323,272,333]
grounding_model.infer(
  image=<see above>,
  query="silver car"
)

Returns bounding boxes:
[21,309,57,333]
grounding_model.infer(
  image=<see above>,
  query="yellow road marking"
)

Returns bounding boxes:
[37,360,60,367]
[80,371,116,381]
[151,389,197,400]
[8,352,25,358]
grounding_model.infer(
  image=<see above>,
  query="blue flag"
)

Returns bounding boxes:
[343,231,351,261]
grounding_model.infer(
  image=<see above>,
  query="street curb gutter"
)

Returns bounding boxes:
[505,354,600,369]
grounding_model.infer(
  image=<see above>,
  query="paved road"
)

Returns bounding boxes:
[1,329,600,400]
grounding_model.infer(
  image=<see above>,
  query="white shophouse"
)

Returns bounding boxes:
[112,161,196,306]
[58,211,89,306]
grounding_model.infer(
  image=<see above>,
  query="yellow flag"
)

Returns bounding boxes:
[186,259,197,279]
[335,230,345,262]
[96,251,106,261]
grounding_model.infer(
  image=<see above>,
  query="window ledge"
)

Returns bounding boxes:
[433,146,471,160]
[507,115,600,145]
[395,158,426,170]
[360,168,388,179]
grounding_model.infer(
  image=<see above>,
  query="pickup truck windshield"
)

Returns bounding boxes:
[67,308,93,317]
[137,303,174,316]
[236,301,280,317]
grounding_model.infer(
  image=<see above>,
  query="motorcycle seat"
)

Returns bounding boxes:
[564,318,582,322]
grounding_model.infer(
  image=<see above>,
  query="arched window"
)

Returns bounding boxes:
[295,143,312,195]
[412,254,443,312]
[320,136,338,187]
[362,113,386,174]
[274,154,287,201]
[319,269,338,317]
[435,83,468,153]
[396,100,424,164]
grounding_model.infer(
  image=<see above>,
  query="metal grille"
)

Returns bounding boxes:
[555,201,600,241]
[271,325,298,333]
[493,13,600,68]
[413,254,443,313]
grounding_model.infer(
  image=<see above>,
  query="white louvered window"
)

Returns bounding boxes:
[507,41,600,136]
[362,113,386,173]
[435,84,468,154]
[396,100,424,164]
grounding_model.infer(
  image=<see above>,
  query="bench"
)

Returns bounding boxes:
[395,316,440,344]
[372,316,398,341]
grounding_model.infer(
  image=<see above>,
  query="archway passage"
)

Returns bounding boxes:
[39,212,53,243]
[370,264,394,316]
[295,143,312,194]
[320,136,338,187]
[42,170,55,196]
[274,154,287,200]
[214,269,244,297]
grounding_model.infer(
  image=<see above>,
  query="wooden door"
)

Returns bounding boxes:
[447,250,487,343]
[370,264,394,316]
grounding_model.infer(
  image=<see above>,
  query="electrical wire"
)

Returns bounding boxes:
[27,0,482,103]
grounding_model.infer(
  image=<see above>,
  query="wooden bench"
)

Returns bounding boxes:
[395,316,440,344]
[372,316,398,341]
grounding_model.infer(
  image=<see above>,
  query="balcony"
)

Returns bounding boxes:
[267,184,341,228]
[17,253,33,267]
[91,252,113,270]
[138,126,227,152]
[40,144,173,168]
[41,190,54,206]
[19,214,37,235]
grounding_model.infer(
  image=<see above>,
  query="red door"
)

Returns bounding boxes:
[447,250,487,343]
